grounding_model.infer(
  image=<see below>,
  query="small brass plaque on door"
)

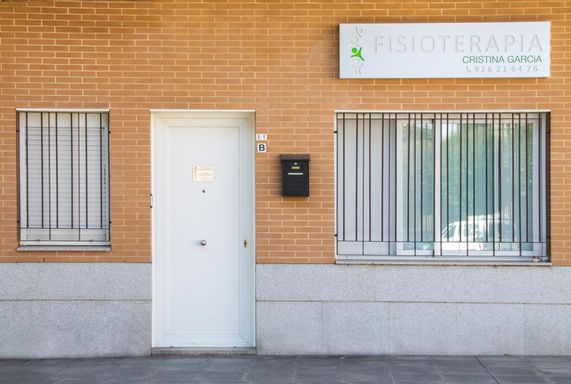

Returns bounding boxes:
[192,166,215,182]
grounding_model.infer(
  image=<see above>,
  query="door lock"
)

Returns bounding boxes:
[243,240,248,248]
[200,240,207,246]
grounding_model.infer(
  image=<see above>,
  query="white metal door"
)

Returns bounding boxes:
[152,112,254,348]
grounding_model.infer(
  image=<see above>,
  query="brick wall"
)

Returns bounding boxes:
[0,0,569,265]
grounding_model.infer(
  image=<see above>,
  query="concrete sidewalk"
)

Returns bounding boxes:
[0,355,570,384]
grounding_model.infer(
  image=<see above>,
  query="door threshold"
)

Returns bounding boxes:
[152,347,257,356]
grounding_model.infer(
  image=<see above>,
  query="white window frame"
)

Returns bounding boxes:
[17,108,111,250]
[335,111,549,264]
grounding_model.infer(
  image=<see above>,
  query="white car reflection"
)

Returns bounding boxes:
[440,216,513,251]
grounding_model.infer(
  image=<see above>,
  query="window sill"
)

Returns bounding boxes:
[336,256,551,267]
[17,245,111,252]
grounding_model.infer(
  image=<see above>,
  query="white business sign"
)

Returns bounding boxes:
[339,22,550,78]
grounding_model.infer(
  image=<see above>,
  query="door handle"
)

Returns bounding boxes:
[200,240,207,246]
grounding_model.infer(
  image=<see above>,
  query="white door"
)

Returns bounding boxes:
[152,112,255,348]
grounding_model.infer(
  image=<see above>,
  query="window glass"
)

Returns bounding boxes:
[336,112,547,261]
[18,111,110,246]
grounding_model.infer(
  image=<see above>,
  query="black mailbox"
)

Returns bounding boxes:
[280,154,310,197]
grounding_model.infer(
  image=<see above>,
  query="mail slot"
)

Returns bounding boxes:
[280,154,310,197]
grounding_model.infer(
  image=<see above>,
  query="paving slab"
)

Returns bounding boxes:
[0,355,569,383]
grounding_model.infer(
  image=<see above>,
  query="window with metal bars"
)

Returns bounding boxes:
[336,112,548,262]
[18,111,110,247]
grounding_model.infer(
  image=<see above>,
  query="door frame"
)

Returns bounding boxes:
[150,110,256,348]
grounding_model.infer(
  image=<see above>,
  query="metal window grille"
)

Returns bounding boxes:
[336,112,549,262]
[18,111,110,246]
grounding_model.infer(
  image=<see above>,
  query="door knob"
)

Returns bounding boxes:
[200,240,207,246]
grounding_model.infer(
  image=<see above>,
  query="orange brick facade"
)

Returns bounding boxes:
[0,0,569,265]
